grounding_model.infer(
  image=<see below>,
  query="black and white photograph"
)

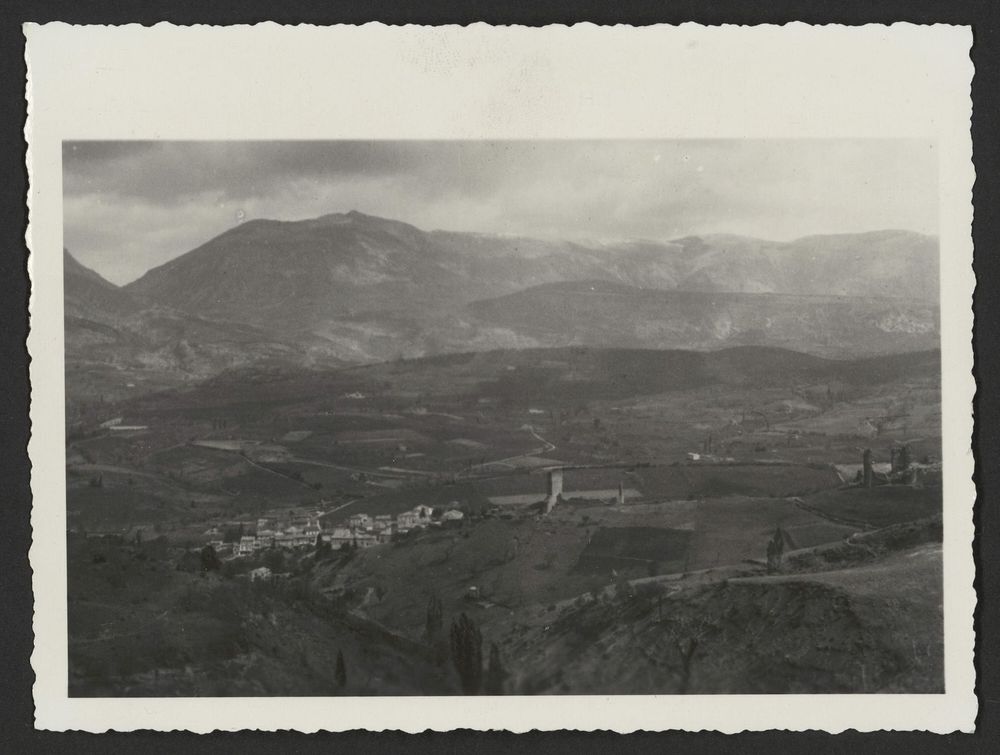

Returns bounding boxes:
[62,138,945,697]
[25,22,976,733]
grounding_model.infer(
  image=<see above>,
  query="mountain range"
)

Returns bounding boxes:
[65,211,940,404]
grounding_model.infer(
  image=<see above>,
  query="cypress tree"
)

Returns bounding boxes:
[425,593,443,642]
[449,613,483,695]
[335,649,347,688]
[484,642,506,695]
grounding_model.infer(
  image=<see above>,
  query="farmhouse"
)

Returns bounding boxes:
[238,536,256,556]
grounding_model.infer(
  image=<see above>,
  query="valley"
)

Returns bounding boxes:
[61,205,944,697]
[66,344,942,696]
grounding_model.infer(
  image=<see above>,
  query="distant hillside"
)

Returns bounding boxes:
[63,250,346,409]
[119,212,938,362]
[133,345,940,414]
[466,280,939,358]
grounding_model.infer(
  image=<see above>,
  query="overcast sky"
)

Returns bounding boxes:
[63,140,938,285]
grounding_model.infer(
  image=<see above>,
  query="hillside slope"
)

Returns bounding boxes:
[121,212,938,360]
[467,280,938,358]
[64,250,346,409]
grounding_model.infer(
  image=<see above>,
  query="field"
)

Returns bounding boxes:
[64,345,944,695]
[798,486,942,528]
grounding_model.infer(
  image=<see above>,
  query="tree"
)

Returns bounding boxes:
[335,649,347,688]
[484,642,506,695]
[425,593,443,642]
[449,613,483,695]
[665,615,712,694]
[315,532,331,556]
[862,448,874,488]
[199,544,221,572]
[263,548,286,573]
[425,593,447,664]
[766,527,785,574]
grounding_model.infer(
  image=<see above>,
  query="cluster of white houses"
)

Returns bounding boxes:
[207,503,464,557]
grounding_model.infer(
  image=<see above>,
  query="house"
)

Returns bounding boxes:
[396,511,419,530]
[274,528,315,549]
[414,505,434,520]
[348,513,372,531]
[354,532,378,549]
[329,527,354,549]
[238,536,256,556]
[249,566,272,582]
[373,514,393,531]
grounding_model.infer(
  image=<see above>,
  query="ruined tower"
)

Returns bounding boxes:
[544,468,563,514]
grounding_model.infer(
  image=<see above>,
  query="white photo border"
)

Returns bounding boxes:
[25,22,976,733]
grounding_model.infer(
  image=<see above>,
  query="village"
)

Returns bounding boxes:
[200,502,466,578]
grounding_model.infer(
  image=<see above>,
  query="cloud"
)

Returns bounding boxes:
[63,140,938,284]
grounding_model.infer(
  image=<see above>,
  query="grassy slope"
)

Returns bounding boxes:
[505,528,942,694]
[67,535,456,696]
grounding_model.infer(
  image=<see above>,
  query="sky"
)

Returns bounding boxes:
[63,140,939,285]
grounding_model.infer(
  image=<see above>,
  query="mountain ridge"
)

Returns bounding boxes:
[65,213,941,407]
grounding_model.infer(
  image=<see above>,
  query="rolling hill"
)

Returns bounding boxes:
[130,345,940,416]
[465,280,939,358]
